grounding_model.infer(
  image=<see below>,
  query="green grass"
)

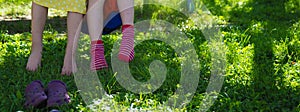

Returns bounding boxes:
[1,0,300,111]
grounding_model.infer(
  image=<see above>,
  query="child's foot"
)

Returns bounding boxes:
[118,25,135,62]
[90,40,108,70]
[61,54,77,75]
[26,51,42,71]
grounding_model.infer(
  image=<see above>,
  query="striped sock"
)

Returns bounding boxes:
[118,25,134,62]
[90,40,108,70]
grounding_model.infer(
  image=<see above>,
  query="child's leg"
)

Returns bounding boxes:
[61,12,83,75]
[87,0,108,70]
[26,2,48,71]
[118,0,134,25]
[117,0,135,62]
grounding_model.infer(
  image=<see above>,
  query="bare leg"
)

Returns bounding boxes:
[88,0,105,41]
[117,0,134,25]
[26,2,48,71]
[117,0,135,62]
[61,12,83,75]
[87,0,108,70]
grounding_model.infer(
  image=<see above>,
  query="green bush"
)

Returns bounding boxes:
[0,0,31,4]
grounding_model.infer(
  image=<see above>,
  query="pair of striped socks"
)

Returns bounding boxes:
[90,25,134,70]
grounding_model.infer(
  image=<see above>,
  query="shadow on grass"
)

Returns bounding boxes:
[243,0,299,110]
[0,33,76,110]
[0,16,67,34]
[205,0,300,111]
[0,16,82,111]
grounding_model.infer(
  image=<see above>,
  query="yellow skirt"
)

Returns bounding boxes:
[33,0,86,14]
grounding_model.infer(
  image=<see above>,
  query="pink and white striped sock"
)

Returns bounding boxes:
[118,25,134,62]
[90,40,108,70]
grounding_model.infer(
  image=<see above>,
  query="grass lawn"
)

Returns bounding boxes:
[1,0,300,111]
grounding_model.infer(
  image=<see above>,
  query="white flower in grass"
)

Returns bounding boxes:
[93,99,102,105]
[105,94,114,99]
[134,99,140,103]
[102,105,111,111]
[130,103,135,110]
[87,104,97,111]
[147,99,154,105]
[166,107,173,112]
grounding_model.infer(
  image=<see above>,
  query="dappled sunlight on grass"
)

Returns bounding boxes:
[0,3,31,19]
[0,2,67,21]
[1,0,300,111]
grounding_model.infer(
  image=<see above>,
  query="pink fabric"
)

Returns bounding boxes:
[119,25,135,62]
[90,40,108,70]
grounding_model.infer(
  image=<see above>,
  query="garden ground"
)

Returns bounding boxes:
[0,0,300,111]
